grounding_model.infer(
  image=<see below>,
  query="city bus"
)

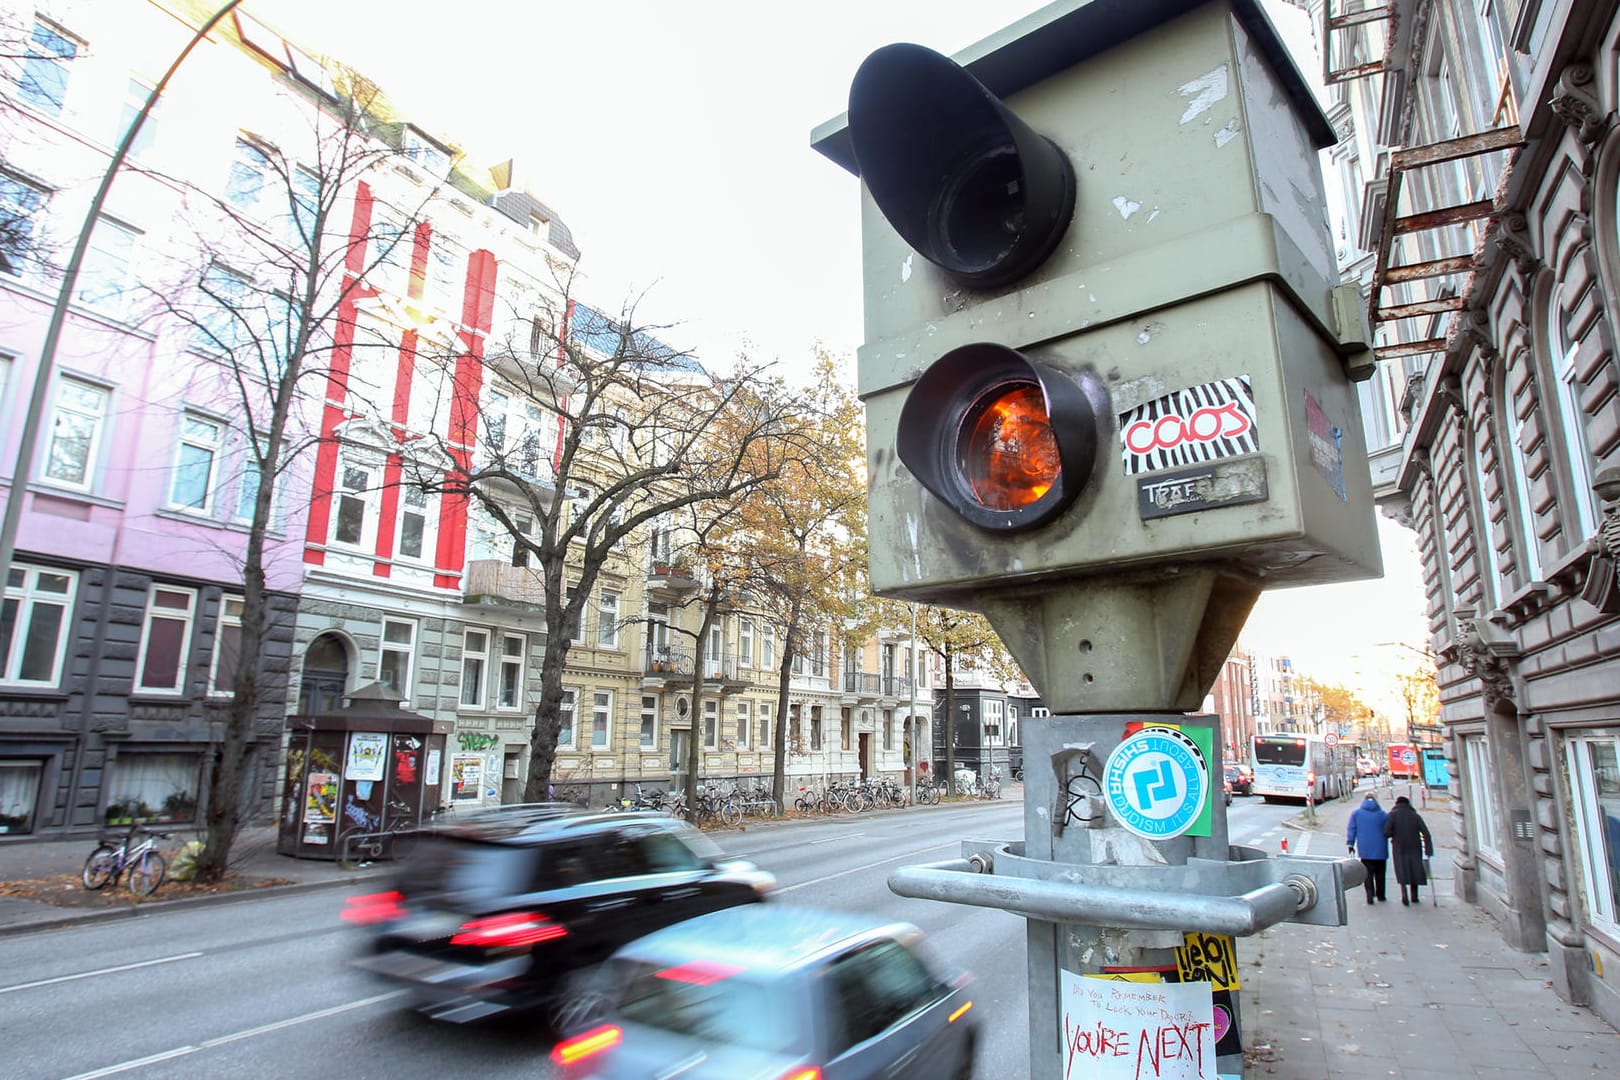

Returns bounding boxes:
[1250,733,1355,803]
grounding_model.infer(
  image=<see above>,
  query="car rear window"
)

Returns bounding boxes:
[395,837,533,900]
[616,962,803,1053]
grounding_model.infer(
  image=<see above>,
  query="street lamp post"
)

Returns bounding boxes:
[0,1,246,593]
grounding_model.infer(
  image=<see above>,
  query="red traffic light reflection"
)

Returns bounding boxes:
[961,383,1059,511]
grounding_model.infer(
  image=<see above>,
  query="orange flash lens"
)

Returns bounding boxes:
[961,384,1058,511]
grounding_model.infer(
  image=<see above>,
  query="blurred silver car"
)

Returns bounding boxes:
[552,904,978,1079]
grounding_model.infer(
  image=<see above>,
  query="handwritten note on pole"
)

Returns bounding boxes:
[1060,970,1217,1079]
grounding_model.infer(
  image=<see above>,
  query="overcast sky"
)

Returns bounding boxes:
[251,0,1428,695]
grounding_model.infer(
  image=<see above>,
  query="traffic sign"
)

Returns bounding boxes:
[1103,727,1209,840]
[1324,732,1339,747]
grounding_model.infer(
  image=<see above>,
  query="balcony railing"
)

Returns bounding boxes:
[843,671,882,698]
[702,652,749,686]
[882,675,914,699]
[646,646,695,678]
[463,559,545,607]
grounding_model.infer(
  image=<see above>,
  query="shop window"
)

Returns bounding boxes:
[378,617,415,699]
[134,586,196,695]
[208,596,244,696]
[1,563,78,687]
[107,752,200,824]
[1567,732,1620,939]
[0,760,43,833]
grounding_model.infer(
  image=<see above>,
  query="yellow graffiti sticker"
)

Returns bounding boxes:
[1175,931,1240,990]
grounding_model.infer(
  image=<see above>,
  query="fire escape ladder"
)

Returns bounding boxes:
[1369,126,1524,364]
[1323,1,1394,85]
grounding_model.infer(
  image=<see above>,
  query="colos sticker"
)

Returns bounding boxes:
[1118,375,1259,475]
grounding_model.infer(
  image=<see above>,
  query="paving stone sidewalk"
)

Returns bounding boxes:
[1240,781,1619,1078]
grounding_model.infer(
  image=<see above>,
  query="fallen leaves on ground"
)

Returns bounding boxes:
[0,872,294,908]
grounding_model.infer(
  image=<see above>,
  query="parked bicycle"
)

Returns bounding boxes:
[83,822,171,896]
[337,799,432,870]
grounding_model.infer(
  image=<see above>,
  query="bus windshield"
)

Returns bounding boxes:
[1253,738,1307,767]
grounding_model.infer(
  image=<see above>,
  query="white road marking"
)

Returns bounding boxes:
[0,952,204,995]
[778,841,957,894]
[808,833,862,845]
[60,991,407,1079]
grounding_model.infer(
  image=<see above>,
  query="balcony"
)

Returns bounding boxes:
[644,646,695,687]
[462,559,545,608]
[842,671,881,704]
[646,561,699,597]
[702,652,751,692]
[881,675,915,701]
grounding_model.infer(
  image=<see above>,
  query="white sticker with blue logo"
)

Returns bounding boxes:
[1103,727,1209,840]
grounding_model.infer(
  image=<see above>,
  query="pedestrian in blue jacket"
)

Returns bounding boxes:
[1347,794,1390,904]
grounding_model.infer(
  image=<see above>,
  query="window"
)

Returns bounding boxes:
[379,618,415,700]
[841,708,852,750]
[234,436,267,524]
[597,590,619,649]
[640,695,658,749]
[1501,369,1544,583]
[882,708,894,751]
[827,941,941,1054]
[44,377,108,489]
[592,690,612,749]
[1,564,78,687]
[75,217,137,315]
[1007,707,1019,749]
[759,702,773,750]
[288,167,320,249]
[811,706,823,751]
[194,263,251,354]
[331,460,374,548]
[116,77,160,159]
[739,619,754,667]
[984,700,1005,744]
[1566,732,1620,938]
[16,19,77,115]
[0,760,43,833]
[169,414,223,512]
[134,586,197,694]
[460,629,488,709]
[498,634,524,710]
[706,624,724,678]
[402,127,450,176]
[107,753,199,825]
[0,171,48,275]
[736,701,750,748]
[208,596,244,696]
[396,482,435,562]
[224,139,269,210]
[1547,286,1599,539]
[558,688,576,749]
[703,699,718,749]
[566,584,583,644]
[762,625,775,670]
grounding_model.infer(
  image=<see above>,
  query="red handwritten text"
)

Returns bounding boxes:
[1063,1014,1131,1074]
[1135,1020,1213,1079]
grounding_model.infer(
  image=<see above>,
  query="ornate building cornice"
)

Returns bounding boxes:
[1443,607,1520,710]
[1493,213,1540,275]
[1551,63,1607,146]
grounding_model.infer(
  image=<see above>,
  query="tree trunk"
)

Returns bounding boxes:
[769,601,801,809]
[943,649,957,782]
[683,596,721,813]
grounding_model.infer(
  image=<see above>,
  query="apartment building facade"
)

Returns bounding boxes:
[1316,0,1620,1026]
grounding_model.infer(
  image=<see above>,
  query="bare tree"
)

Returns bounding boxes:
[413,294,803,800]
[723,352,869,808]
[912,605,1017,784]
[156,68,434,880]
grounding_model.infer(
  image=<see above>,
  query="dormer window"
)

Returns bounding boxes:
[403,126,450,177]
[530,212,549,236]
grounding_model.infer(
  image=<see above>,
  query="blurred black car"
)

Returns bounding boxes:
[342,804,774,1026]
[1224,762,1254,796]
[553,904,978,1079]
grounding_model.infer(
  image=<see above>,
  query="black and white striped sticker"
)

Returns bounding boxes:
[1118,375,1259,475]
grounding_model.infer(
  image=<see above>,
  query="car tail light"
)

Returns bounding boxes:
[341,890,405,925]
[551,1024,622,1067]
[655,960,745,986]
[777,1069,821,1080]
[949,1000,974,1023]
[1306,771,1316,786]
[450,912,567,948]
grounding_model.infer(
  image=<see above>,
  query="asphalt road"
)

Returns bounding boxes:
[0,792,1303,1079]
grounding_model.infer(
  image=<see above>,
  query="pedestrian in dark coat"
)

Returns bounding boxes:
[1383,795,1435,905]
[1346,794,1390,904]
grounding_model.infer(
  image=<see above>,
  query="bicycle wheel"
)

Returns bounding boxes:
[127,850,166,897]
[719,800,742,827]
[83,846,120,890]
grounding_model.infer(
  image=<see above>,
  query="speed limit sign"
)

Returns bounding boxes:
[1324,732,1339,747]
